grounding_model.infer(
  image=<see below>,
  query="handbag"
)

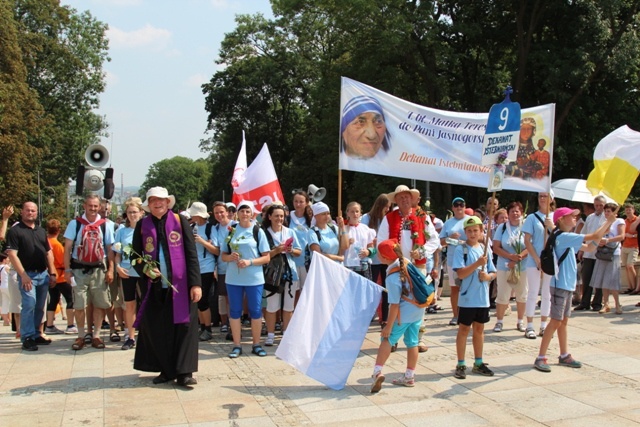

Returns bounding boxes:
[263,254,286,294]
[507,265,520,285]
[595,243,618,261]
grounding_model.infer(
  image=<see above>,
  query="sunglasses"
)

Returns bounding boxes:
[453,202,465,207]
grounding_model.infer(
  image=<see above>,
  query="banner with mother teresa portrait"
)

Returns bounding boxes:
[339,77,555,192]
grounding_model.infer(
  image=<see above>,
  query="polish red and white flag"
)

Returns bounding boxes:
[231,131,247,189]
[232,142,285,212]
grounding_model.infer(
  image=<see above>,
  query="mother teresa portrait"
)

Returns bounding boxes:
[340,95,391,160]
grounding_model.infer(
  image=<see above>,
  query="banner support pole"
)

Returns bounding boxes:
[338,169,343,217]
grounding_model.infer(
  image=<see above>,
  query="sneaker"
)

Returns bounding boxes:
[83,333,93,344]
[516,322,526,332]
[65,325,78,334]
[265,335,275,346]
[558,354,582,368]
[534,357,551,372]
[392,375,415,387]
[45,325,64,335]
[199,329,212,341]
[472,363,494,376]
[370,372,385,393]
[524,328,537,339]
[454,365,467,379]
[225,332,233,341]
[220,324,229,333]
[22,338,38,352]
[275,322,282,331]
[538,327,545,337]
[493,322,503,332]
[121,338,135,350]
[448,317,458,326]
[101,320,110,330]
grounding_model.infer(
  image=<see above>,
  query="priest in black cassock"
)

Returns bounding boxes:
[132,187,202,387]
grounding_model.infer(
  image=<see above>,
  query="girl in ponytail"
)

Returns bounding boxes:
[369,239,426,393]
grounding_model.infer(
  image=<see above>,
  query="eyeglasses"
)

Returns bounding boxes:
[453,202,465,208]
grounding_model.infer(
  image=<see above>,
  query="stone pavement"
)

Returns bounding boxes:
[1,295,639,426]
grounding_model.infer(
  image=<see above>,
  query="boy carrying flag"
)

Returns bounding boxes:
[452,216,497,379]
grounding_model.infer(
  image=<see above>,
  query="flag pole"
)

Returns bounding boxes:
[338,168,343,217]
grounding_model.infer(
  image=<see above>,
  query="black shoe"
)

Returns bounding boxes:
[591,305,603,312]
[152,373,173,384]
[101,321,110,330]
[225,332,233,341]
[573,305,589,311]
[22,338,38,351]
[34,336,52,345]
[176,374,197,387]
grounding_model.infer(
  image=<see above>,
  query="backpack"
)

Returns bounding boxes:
[262,230,293,298]
[73,217,107,267]
[304,224,338,271]
[540,228,570,276]
[388,262,435,308]
[199,222,214,259]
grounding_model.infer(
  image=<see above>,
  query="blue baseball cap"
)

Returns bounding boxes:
[452,197,465,205]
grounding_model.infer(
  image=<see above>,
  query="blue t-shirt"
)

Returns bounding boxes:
[550,232,584,292]
[493,222,526,271]
[213,223,232,275]
[452,243,496,308]
[522,211,551,269]
[193,222,216,274]
[440,216,469,241]
[63,216,115,260]
[288,212,310,268]
[224,225,271,286]
[307,225,340,262]
[266,226,301,281]
[112,226,139,277]
[385,261,425,324]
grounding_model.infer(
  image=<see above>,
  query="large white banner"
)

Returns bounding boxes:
[339,77,555,192]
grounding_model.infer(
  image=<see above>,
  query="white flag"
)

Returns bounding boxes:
[275,254,382,390]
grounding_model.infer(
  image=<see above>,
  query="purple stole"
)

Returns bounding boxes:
[137,212,190,325]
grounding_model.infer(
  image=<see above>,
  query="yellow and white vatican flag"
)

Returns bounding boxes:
[586,125,640,204]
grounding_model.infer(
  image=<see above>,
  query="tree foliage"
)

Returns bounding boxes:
[202,0,640,213]
[140,157,212,211]
[1,0,109,211]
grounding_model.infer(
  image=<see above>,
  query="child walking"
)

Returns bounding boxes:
[452,216,497,379]
[534,206,618,372]
[370,239,426,393]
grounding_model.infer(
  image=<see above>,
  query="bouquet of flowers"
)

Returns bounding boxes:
[506,229,524,284]
[113,242,178,292]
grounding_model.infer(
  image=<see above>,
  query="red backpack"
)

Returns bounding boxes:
[74,217,107,266]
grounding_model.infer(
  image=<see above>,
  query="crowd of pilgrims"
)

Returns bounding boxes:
[1,185,638,389]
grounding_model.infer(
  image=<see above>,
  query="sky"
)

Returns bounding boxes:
[60,0,274,188]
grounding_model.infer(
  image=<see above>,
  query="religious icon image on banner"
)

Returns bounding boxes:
[488,165,505,192]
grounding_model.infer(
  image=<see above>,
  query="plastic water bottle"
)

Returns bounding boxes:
[445,237,459,246]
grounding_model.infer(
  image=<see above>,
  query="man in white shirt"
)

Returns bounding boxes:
[575,196,606,311]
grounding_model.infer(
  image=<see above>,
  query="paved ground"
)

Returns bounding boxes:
[1,294,639,426]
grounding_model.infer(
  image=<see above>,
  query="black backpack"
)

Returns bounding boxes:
[262,230,293,298]
[540,228,570,276]
[304,224,338,271]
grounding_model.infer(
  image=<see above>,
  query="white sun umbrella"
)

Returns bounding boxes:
[551,178,616,204]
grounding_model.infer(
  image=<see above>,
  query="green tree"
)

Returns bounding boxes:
[0,0,46,206]
[140,157,212,211]
[12,0,110,193]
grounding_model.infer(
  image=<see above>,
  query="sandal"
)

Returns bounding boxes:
[72,337,85,351]
[110,331,121,342]
[83,333,93,344]
[251,345,267,357]
[228,346,242,358]
[524,328,537,339]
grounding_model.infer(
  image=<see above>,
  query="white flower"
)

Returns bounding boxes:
[113,242,122,251]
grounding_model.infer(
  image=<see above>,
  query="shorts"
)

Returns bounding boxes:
[265,281,299,313]
[620,247,638,267]
[457,306,490,326]
[197,272,215,311]
[447,265,459,287]
[549,287,573,321]
[72,267,111,310]
[121,276,143,302]
[216,274,228,297]
[386,318,421,348]
[227,284,263,320]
